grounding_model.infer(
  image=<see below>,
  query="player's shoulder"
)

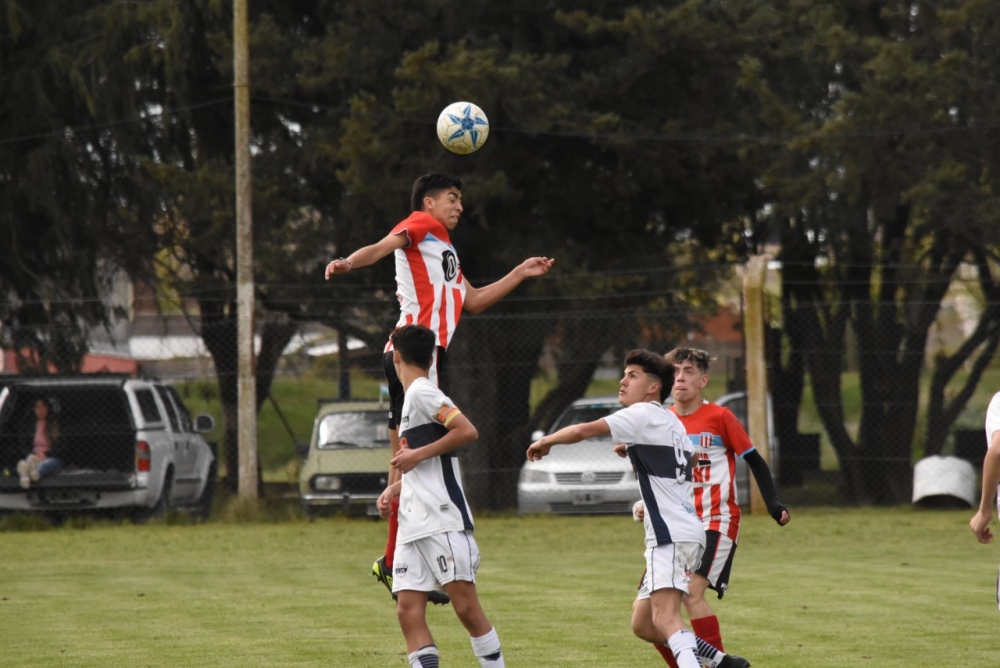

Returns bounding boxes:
[691,400,729,419]
[408,377,443,402]
[395,211,444,237]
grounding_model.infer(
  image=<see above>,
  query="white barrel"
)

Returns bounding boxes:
[912,455,977,508]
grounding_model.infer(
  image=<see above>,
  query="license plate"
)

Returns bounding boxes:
[365,504,381,516]
[572,491,603,505]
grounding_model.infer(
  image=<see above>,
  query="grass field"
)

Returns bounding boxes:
[1,506,998,667]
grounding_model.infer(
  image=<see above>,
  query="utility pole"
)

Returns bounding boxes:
[743,255,770,515]
[234,0,258,500]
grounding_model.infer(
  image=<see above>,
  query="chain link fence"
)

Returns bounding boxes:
[2,269,996,514]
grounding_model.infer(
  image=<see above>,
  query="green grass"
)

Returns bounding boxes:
[1,506,997,667]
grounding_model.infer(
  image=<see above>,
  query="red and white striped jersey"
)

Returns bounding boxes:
[670,400,755,541]
[383,211,466,352]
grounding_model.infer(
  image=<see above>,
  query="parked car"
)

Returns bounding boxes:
[518,396,635,515]
[0,374,216,521]
[298,399,391,517]
[517,391,776,514]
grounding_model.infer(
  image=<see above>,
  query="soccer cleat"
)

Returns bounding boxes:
[372,556,397,601]
[718,654,751,668]
[427,589,450,606]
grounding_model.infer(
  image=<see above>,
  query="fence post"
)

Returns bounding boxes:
[743,255,770,515]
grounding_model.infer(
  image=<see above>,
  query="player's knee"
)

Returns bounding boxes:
[631,619,660,643]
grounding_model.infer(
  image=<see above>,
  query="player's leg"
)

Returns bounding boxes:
[373,352,404,597]
[393,540,441,666]
[684,530,737,652]
[633,568,680,667]
[396,588,434,649]
[650,587,698,668]
[647,543,700,667]
[435,531,504,667]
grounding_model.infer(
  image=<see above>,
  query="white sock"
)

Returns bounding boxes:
[408,644,439,668]
[470,628,504,667]
[667,630,700,668]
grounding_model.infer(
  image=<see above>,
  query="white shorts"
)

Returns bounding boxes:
[392,530,480,594]
[636,541,704,599]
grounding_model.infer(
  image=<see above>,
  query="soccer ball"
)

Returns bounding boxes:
[436,102,490,154]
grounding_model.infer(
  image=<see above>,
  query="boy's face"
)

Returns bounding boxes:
[423,187,463,230]
[619,364,660,407]
[671,360,708,403]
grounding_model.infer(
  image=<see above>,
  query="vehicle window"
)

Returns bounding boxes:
[135,389,163,423]
[154,386,181,432]
[719,396,748,428]
[551,403,622,432]
[317,411,390,449]
[163,386,194,432]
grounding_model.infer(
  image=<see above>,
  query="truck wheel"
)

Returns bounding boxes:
[191,461,217,521]
[134,469,173,524]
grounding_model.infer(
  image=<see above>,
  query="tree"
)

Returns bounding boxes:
[0,1,161,373]
[747,0,1000,503]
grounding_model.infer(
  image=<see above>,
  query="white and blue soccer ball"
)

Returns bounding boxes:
[436,101,489,154]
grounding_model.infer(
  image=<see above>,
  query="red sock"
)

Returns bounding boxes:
[384,498,400,568]
[691,615,723,652]
[654,642,679,667]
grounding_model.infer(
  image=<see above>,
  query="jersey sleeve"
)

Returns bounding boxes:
[413,381,460,428]
[720,407,755,457]
[389,212,437,247]
[603,406,642,445]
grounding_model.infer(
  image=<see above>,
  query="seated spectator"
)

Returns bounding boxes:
[16,398,61,488]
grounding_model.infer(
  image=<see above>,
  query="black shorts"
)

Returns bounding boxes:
[696,529,738,600]
[383,346,449,430]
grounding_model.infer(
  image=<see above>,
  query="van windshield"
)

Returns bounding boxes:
[317,411,390,449]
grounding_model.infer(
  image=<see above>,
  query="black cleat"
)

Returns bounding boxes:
[372,556,397,601]
[719,654,751,668]
[428,589,450,606]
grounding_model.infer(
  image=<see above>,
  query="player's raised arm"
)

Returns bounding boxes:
[324,232,408,280]
[526,418,611,461]
[463,256,554,314]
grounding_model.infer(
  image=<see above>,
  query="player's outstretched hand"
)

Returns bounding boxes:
[970,510,995,544]
[526,440,552,461]
[613,443,628,458]
[520,257,555,278]
[324,258,351,280]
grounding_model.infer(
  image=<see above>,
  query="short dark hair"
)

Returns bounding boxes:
[624,349,674,402]
[664,347,713,375]
[390,324,436,369]
[410,173,463,212]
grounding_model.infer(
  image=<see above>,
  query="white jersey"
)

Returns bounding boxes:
[395,377,474,544]
[604,401,705,548]
[986,392,1000,512]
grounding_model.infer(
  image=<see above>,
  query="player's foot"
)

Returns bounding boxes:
[718,654,751,668]
[372,556,397,601]
[428,589,451,606]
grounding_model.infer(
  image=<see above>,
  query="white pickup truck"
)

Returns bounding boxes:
[0,375,216,521]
